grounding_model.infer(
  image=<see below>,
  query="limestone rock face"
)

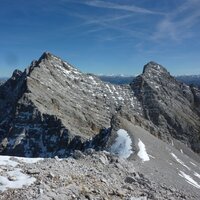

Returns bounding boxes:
[0,52,143,157]
[0,54,200,157]
[131,61,200,153]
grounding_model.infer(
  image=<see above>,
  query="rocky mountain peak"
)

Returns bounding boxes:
[38,51,55,61]
[142,61,170,77]
[33,51,79,75]
[0,52,145,157]
[131,62,200,153]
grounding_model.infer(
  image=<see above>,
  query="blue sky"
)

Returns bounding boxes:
[0,0,200,77]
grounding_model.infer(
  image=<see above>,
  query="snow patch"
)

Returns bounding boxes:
[110,129,133,159]
[0,156,43,192]
[130,197,147,200]
[149,154,155,159]
[112,85,116,91]
[179,171,200,189]
[190,161,197,167]
[0,168,36,192]
[170,153,190,170]
[106,84,113,94]
[137,139,150,162]
[157,65,161,70]
[118,96,124,101]
[15,157,43,164]
[0,156,18,167]
[0,155,43,166]
[194,172,200,179]
[88,76,98,85]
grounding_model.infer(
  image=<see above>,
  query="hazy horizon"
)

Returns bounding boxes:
[1,57,200,79]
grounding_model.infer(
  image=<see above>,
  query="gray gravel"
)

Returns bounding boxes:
[1,150,198,200]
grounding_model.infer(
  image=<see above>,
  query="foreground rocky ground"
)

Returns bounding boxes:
[0,150,199,200]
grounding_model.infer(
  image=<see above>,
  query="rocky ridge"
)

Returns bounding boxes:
[131,62,200,153]
[0,53,199,157]
[0,52,143,157]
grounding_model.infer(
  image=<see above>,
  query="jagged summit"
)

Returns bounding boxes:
[142,61,170,76]
[131,61,200,153]
[33,51,80,75]
[38,51,57,61]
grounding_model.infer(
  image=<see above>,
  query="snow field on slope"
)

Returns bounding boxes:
[0,155,43,192]
[170,152,200,189]
[179,171,200,189]
[0,168,36,192]
[137,139,150,162]
[170,153,190,170]
[110,129,133,159]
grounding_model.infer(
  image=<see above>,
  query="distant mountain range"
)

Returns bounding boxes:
[1,74,200,88]
[98,74,200,88]
[98,75,134,85]
[176,75,200,87]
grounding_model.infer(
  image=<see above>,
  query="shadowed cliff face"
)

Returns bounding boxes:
[0,53,199,157]
[131,61,200,153]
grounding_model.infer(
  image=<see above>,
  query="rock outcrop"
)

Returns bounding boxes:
[0,53,200,157]
[1,150,200,200]
[0,52,143,157]
[131,61,200,153]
